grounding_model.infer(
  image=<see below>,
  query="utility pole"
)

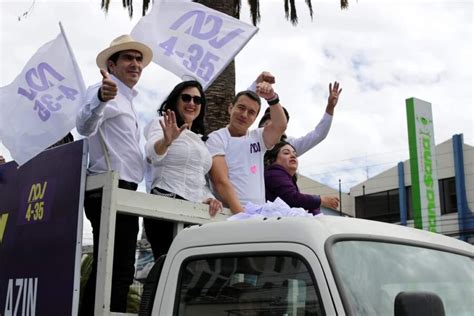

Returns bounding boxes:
[339,179,342,216]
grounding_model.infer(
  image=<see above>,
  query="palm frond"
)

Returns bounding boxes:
[142,0,150,16]
[248,0,261,26]
[234,0,241,19]
[284,0,315,26]
[101,0,111,13]
[100,0,328,22]
[341,0,349,9]
[305,0,314,19]
[127,0,133,18]
[289,0,298,26]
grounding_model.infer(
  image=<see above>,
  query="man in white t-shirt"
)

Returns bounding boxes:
[206,82,287,213]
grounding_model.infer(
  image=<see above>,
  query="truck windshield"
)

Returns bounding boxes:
[176,254,324,315]
[331,240,474,316]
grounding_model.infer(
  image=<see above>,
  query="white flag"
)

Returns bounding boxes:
[131,1,258,90]
[0,31,85,165]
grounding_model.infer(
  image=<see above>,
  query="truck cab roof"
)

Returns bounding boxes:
[170,216,473,256]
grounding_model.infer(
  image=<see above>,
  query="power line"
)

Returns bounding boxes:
[301,147,474,178]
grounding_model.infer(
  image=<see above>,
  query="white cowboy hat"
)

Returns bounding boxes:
[96,34,153,69]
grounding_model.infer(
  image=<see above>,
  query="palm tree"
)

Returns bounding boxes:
[100,0,349,131]
[193,1,237,132]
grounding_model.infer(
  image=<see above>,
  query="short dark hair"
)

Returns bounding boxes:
[108,51,121,64]
[233,90,261,106]
[258,106,290,128]
[106,51,121,72]
[158,80,207,137]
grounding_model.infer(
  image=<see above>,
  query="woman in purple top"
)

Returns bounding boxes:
[264,141,339,214]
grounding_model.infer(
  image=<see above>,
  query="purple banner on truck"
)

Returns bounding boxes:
[0,140,86,315]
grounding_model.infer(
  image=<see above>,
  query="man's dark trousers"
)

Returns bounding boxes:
[80,180,138,315]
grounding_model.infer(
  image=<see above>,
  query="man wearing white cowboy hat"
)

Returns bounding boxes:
[76,34,152,314]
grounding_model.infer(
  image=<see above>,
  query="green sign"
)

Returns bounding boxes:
[406,98,441,232]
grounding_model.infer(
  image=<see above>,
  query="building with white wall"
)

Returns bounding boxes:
[299,134,473,243]
[298,175,353,216]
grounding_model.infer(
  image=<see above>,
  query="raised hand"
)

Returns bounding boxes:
[256,71,275,84]
[327,81,342,114]
[159,109,188,147]
[321,196,340,210]
[99,68,118,102]
[256,82,276,100]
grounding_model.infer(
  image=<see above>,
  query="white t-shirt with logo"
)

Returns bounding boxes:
[206,127,267,206]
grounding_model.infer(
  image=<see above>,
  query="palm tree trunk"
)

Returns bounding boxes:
[194,0,238,133]
[204,61,235,133]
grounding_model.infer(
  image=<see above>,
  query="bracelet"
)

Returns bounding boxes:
[97,88,106,102]
[266,93,280,106]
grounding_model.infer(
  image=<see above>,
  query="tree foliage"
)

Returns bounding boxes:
[101,0,349,25]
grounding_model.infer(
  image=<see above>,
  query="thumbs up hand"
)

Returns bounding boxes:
[99,68,118,102]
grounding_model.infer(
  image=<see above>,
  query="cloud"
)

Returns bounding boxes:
[1,0,472,191]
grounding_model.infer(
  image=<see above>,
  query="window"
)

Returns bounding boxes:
[330,240,473,316]
[357,177,458,223]
[439,177,457,215]
[408,178,457,218]
[355,189,401,223]
[406,186,413,220]
[176,255,324,315]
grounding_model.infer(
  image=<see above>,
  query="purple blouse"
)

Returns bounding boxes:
[264,164,321,214]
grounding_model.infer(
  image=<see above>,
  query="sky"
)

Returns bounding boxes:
[1,0,473,242]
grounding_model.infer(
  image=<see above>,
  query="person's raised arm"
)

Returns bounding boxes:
[258,82,287,149]
[154,110,187,156]
[289,81,342,155]
[76,69,118,136]
[208,156,244,214]
[98,69,118,102]
[325,81,342,116]
[247,71,275,92]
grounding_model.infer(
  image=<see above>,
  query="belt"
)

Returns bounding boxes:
[118,179,138,191]
[151,187,177,198]
[151,187,186,200]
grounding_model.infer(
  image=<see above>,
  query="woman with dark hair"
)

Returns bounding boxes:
[143,80,222,259]
[264,141,339,215]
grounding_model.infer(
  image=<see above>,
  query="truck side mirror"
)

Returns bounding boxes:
[394,291,445,316]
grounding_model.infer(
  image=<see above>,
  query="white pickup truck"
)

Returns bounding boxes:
[3,145,472,316]
[138,215,473,316]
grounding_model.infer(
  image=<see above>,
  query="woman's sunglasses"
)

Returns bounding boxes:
[180,94,202,105]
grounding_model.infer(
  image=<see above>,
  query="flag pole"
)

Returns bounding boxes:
[58,22,112,171]
[58,21,86,95]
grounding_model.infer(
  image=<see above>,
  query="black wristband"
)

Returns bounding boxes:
[97,88,106,102]
[266,93,280,106]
